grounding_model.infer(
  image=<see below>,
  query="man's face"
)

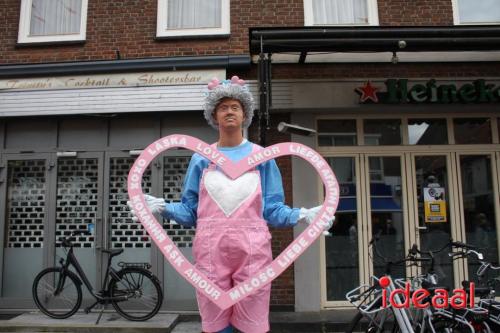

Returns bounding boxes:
[213,98,245,130]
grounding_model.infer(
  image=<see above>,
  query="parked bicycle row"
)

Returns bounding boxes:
[346,232,500,332]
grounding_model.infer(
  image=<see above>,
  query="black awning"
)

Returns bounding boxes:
[0,55,251,79]
[250,26,500,54]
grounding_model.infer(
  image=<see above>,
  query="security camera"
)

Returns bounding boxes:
[277,122,317,136]
[398,40,407,49]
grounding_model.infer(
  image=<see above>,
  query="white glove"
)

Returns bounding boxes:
[298,205,335,236]
[127,194,166,222]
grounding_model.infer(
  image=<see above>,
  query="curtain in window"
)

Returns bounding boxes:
[312,0,368,25]
[167,0,221,29]
[457,0,500,23]
[30,0,82,36]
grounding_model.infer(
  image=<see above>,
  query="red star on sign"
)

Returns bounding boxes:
[356,81,379,103]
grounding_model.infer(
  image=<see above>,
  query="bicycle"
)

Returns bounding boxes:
[346,237,488,332]
[346,234,429,332]
[32,230,163,323]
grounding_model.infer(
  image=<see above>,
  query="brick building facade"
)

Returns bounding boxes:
[1,0,500,313]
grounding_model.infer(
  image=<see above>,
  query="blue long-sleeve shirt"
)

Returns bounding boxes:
[162,140,300,228]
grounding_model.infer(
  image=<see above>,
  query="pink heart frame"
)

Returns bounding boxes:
[127,135,339,310]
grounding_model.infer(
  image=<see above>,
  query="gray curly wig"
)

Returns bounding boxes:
[203,77,254,130]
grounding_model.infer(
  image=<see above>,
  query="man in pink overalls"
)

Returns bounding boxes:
[129,76,333,333]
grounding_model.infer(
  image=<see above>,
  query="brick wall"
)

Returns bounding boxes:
[1,0,465,64]
[0,0,304,64]
[378,0,454,25]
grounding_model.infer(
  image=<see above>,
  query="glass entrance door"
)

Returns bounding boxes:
[54,152,104,295]
[323,155,361,302]
[105,152,154,274]
[365,155,407,279]
[410,154,458,289]
[0,154,51,304]
[457,153,499,289]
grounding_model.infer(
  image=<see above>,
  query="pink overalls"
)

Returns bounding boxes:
[193,144,272,333]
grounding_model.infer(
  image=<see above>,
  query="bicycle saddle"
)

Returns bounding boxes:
[102,249,124,257]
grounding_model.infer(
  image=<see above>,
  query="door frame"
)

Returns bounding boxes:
[320,153,364,308]
[454,151,500,283]
[103,151,162,284]
[53,151,105,291]
[0,152,54,308]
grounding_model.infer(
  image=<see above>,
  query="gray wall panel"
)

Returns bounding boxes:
[108,115,159,150]
[161,113,218,143]
[58,118,108,149]
[5,119,56,150]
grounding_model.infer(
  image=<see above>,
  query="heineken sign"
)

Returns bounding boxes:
[355,79,500,104]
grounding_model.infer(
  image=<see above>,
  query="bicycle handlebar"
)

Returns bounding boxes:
[60,230,91,248]
[451,241,477,250]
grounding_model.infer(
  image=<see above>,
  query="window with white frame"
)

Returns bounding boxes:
[304,0,379,26]
[157,0,230,37]
[18,0,88,44]
[452,0,500,25]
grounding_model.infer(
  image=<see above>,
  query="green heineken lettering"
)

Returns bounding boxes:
[409,84,427,103]
[458,84,476,103]
[426,79,438,103]
[386,79,408,103]
[475,80,499,103]
[360,79,499,104]
[437,85,458,103]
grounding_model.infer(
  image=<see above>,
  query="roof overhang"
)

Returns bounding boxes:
[250,26,500,63]
[0,55,251,79]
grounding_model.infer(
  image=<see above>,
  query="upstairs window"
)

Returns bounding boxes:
[304,0,379,26]
[18,0,88,44]
[157,0,230,37]
[453,0,500,24]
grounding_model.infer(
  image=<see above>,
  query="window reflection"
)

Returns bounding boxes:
[369,157,405,278]
[408,118,448,145]
[460,155,499,293]
[364,119,401,145]
[415,156,454,290]
[454,118,491,144]
[325,157,359,301]
[317,120,357,146]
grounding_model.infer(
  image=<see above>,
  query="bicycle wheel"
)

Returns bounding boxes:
[430,317,471,333]
[347,308,399,333]
[32,267,82,319]
[109,267,163,321]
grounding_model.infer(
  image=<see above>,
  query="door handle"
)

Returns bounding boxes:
[95,217,103,249]
[103,215,109,251]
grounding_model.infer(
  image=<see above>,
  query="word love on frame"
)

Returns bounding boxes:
[127,135,339,310]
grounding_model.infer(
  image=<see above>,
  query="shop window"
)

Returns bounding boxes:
[303,0,379,26]
[18,0,88,44]
[452,0,500,25]
[453,118,492,144]
[157,0,230,37]
[317,119,357,146]
[363,119,401,146]
[408,118,448,145]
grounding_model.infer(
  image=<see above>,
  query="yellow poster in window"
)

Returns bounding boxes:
[424,187,447,223]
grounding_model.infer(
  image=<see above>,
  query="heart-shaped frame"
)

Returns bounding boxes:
[127,135,339,310]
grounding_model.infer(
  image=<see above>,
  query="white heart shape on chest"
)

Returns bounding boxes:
[203,170,259,217]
